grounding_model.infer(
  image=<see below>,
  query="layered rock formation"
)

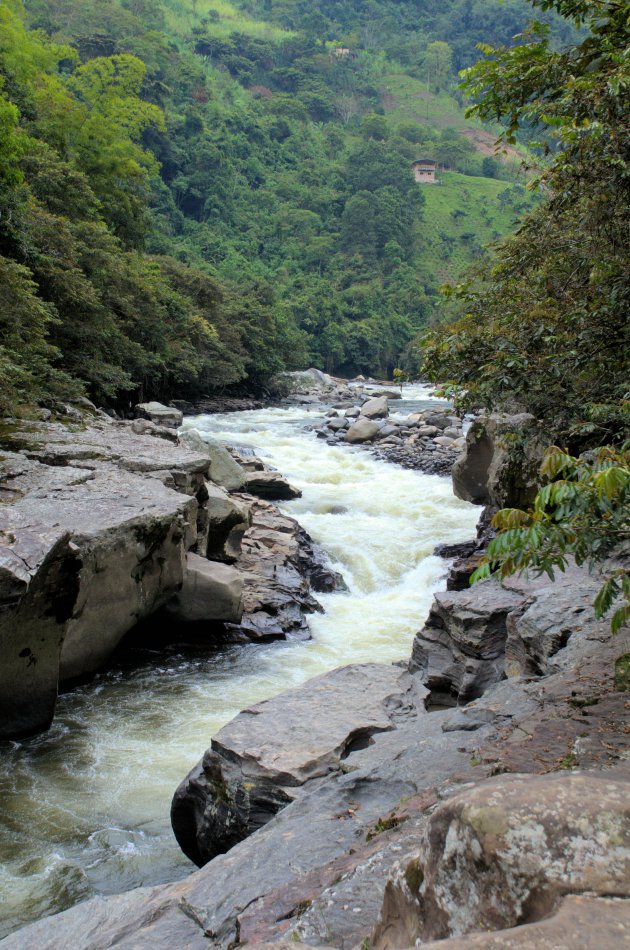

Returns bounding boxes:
[0,414,331,738]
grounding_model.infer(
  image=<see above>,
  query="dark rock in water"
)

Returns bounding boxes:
[171,664,426,866]
[221,496,339,643]
[243,471,301,500]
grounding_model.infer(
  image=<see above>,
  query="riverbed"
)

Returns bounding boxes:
[0,386,478,938]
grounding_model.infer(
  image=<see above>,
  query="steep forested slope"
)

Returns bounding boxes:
[1,0,560,412]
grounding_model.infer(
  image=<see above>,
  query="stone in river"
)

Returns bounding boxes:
[345,418,380,443]
[243,471,301,500]
[327,417,348,431]
[359,395,389,419]
[134,401,183,429]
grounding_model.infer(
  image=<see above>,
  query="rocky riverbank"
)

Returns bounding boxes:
[280,369,467,476]
[2,397,627,950]
[0,406,341,739]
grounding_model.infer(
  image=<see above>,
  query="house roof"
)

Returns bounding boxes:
[412,158,437,166]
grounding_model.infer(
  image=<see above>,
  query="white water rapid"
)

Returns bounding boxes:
[0,385,478,939]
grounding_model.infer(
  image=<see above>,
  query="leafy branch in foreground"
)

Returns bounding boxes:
[471,445,630,633]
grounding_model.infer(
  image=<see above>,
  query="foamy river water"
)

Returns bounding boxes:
[0,385,478,938]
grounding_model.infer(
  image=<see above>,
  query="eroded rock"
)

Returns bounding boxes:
[165,553,244,624]
[171,664,424,866]
[372,770,630,947]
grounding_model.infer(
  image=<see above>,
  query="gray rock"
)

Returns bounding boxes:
[418,425,439,436]
[165,554,244,624]
[135,401,183,429]
[424,413,450,429]
[0,421,217,736]
[410,579,526,705]
[345,418,380,444]
[130,418,178,443]
[0,531,80,739]
[452,413,546,508]
[199,482,250,561]
[360,395,390,420]
[171,664,424,865]
[433,435,454,447]
[505,568,604,677]
[372,771,630,947]
[326,417,348,432]
[243,471,301,500]
[344,407,360,418]
[180,429,246,491]
[377,425,400,439]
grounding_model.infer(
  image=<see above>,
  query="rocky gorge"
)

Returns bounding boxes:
[0,379,628,949]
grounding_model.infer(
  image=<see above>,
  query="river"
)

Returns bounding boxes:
[0,385,478,939]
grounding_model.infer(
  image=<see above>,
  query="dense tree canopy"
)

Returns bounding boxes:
[421,0,629,447]
[0,0,565,411]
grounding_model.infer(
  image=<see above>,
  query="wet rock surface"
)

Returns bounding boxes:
[2,388,628,949]
[5,611,627,950]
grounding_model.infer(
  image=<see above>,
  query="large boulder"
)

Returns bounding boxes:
[198,482,250,560]
[452,413,546,508]
[165,553,244,624]
[171,664,423,866]
[243,471,302,500]
[134,401,183,429]
[372,770,630,947]
[180,429,247,491]
[360,395,390,419]
[0,420,214,737]
[409,578,526,705]
[345,418,380,444]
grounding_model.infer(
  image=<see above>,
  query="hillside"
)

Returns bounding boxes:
[1,0,556,412]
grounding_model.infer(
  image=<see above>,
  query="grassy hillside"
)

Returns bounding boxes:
[417,172,534,284]
[157,0,292,40]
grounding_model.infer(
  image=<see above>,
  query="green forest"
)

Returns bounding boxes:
[0,0,567,412]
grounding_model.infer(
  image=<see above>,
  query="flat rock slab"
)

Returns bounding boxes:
[171,664,426,865]
[212,663,420,786]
